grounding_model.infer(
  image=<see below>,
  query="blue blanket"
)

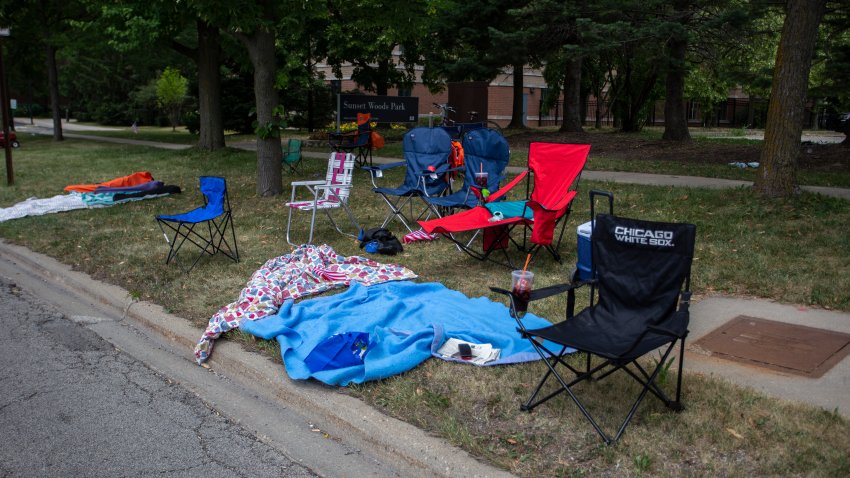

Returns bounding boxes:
[241,281,562,386]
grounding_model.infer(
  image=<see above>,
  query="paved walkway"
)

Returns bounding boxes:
[16,120,850,201]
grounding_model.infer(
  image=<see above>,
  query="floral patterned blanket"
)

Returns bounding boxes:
[194,244,417,363]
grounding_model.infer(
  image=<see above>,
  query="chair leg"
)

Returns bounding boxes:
[379,195,416,233]
[324,202,360,238]
[671,337,687,411]
[521,336,685,445]
[157,215,238,273]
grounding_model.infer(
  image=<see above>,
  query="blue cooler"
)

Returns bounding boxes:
[576,220,593,280]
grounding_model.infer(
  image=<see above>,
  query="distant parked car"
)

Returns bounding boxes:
[0,130,20,148]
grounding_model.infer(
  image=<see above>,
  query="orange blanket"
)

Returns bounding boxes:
[64,171,154,193]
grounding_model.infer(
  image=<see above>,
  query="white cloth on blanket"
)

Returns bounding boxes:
[0,194,98,222]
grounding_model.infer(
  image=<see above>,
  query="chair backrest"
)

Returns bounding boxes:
[402,127,453,195]
[460,128,510,191]
[353,113,372,147]
[528,142,590,207]
[199,176,228,215]
[321,153,355,203]
[591,214,697,325]
[284,139,302,164]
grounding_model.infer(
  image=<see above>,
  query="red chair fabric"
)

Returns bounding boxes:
[419,142,589,265]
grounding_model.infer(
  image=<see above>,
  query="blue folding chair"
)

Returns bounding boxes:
[424,128,510,215]
[156,176,239,273]
[364,127,454,233]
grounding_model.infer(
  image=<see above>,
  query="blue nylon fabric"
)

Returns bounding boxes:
[157,176,226,223]
[373,127,452,197]
[427,128,510,209]
[240,281,565,386]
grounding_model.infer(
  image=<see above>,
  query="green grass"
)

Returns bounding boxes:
[1,136,849,476]
[309,128,850,188]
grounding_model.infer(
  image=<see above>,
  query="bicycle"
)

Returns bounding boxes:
[432,103,502,135]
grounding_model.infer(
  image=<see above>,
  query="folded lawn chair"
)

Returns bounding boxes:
[283,138,303,173]
[156,176,239,273]
[491,214,697,444]
[286,152,359,245]
[424,127,510,215]
[365,127,454,234]
[328,112,373,167]
[419,142,590,267]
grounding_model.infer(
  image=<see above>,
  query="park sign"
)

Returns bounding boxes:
[339,94,418,123]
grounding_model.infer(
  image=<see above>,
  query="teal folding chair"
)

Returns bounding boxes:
[283,139,304,172]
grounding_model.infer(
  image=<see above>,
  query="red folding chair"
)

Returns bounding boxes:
[419,142,590,268]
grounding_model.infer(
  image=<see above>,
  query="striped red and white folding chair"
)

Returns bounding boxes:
[286,152,359,245]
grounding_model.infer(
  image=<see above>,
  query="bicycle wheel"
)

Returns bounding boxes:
[486,120,503,133]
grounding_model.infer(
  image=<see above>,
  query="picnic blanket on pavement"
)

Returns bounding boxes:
[240,281,558,386]
[194,244,417,364]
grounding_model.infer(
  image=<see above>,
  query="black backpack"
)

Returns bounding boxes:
[358,227,404,255]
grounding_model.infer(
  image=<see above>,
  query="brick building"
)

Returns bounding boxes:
[315,59,550,128]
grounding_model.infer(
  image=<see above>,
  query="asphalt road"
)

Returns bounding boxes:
[0,276,317,478]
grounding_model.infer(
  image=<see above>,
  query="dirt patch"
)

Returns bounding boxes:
[507,130,850,173]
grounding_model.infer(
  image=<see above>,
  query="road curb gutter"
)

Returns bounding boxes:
[0,240,513,478]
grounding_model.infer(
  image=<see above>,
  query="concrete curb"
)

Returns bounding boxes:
[0,240,513,478]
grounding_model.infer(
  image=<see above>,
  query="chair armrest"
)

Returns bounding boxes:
[416,163,454,179]
[328,131,357,140]
[363,161,405,172]
[313,183,352,191]
[529,283,575,301]
[491,282,589,302]
[291,180,326,187]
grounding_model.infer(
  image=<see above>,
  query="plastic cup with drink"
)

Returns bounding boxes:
[474,171,488,188]
[511,270,534,317]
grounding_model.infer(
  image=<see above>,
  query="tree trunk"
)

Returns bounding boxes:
[560,56,583,133]
[376,59,389,96]
[240,28,283,197]
[754,0,826,198]
[197,19,225,151]
[44,43,63,141]
[662,26,690,141]
[507,63,526,129]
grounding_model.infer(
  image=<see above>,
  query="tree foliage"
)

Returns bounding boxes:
[156,67,189,131]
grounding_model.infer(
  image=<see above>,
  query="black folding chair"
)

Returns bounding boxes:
[155,176,240,273]
[328,113,374,168]
[492,214,697,444]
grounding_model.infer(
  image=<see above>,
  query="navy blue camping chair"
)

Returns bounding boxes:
[440,122,485,139]
[365,127,454,233]
[424,128,510,216]
[491,214,696,444]
[156,176,239,273]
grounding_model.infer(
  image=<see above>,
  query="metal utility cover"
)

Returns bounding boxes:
[694,316,850,378]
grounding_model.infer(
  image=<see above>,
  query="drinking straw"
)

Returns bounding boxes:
[480,163,483,173]
[521,253,532,274]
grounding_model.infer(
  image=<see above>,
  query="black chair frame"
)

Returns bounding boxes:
[156,179,239,273]
[491,215,695,445]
